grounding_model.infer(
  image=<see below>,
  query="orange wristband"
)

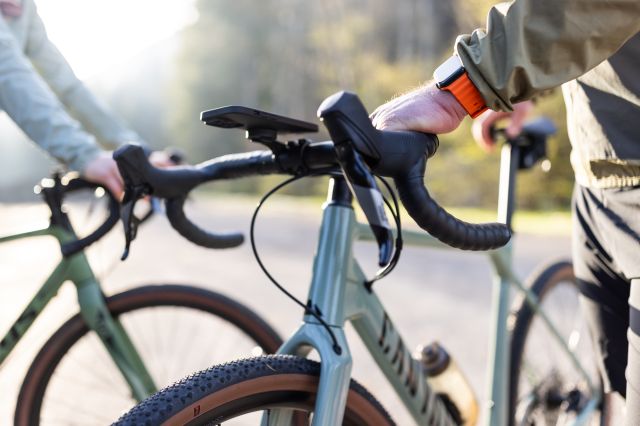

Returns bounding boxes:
[441,73,488,118]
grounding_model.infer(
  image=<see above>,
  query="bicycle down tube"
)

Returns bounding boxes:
[0,223,157,402]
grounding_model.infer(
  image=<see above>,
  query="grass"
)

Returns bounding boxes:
[196,190,572,237]
[447,207,572,236]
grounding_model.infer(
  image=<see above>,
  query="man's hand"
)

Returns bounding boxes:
[149,150,179,168]
[471,101,533,151]
[83,151,124,199]
[83,149,179,200]
[370,83,467,133]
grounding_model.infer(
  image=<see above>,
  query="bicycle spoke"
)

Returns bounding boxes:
[513,267,601,426]
[31,299,268,425]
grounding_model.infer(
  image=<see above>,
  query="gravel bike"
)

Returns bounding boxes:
[0,173,282,425]
[112,92,601,425]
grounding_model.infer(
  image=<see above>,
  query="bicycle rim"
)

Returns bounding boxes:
[510,261,602,426]
[16,285,282,426]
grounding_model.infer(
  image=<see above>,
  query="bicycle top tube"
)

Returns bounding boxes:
[114,91,512,258]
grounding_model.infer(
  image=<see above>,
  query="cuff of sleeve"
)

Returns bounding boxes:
[455,33,513,112]
[68,144,103,173]
[98,130,144,152]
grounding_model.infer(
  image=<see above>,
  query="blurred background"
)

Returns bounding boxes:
[0,1,583,424]
[0,0,573,210]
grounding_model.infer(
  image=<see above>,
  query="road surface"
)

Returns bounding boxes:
[0,196,575,424]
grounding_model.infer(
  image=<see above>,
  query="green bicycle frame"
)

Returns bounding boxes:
[0,222,157,402]
[267,148,600,425]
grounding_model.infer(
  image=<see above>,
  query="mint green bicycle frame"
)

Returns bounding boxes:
[0,222,157,402]
[268,143,600,425]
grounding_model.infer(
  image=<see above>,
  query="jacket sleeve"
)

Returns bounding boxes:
[24,2,142,148]
[455,0,640,111]
[0,17,101,172]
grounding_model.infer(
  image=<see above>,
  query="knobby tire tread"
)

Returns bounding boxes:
[115,355,394,426]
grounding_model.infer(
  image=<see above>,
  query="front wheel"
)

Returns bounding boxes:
[15,284,283,426]
[115,355,394,425]
[509,260,603,425]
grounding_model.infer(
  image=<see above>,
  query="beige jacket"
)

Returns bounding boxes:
[0,0,141,172]
[455,0,640,188]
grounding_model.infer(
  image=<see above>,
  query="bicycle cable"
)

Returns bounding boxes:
[249,171,344,355]
[250,171,403,353]
[364,176,403,289]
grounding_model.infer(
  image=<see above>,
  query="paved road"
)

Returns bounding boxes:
[0,197,574,424]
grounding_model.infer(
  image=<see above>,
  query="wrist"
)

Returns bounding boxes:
[432,86,468,123]
[73,146,104,174]
[433,55,488,118]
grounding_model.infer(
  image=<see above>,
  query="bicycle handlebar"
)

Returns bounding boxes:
[318,91,511,251]
[164,151,279,248]
[41,177,121,257]
[394,158,512,250]
[114,91,511,256]
[114,145,283,254]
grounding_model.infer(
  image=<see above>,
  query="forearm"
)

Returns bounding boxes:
[25,6,142,148]
[55,84,143,149]
[0,42,101,172]
[456,0,640,111]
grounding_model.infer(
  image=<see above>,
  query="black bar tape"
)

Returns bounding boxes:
[165,196,244,249]
[394,160,511,251]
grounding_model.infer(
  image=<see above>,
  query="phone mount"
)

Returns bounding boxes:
[201,106,318,153]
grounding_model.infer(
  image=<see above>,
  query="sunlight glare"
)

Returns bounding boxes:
[36,0,197,79]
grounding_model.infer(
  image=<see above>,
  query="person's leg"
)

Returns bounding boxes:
[590,184,640,425]
[572,185,630,400]
[603,392,626,425]
[626,278,640,425]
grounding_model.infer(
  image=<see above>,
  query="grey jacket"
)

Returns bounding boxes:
[0,0,141,172]
[455,0,640,188]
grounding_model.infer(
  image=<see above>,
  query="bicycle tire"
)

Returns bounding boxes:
[509,260,603,425]
[115,355,394,425]
[15,284,283,426]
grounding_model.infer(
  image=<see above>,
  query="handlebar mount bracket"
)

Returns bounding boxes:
[201,105,319,154]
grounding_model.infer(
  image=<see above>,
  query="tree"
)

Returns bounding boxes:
[166,0,574,209]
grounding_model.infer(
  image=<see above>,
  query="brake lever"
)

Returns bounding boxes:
[115,144,178,260]
[134,196,160,227]
[334,143,393,267]
[120,184,149,260]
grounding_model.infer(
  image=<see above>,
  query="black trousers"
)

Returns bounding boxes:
[572,184,640,423]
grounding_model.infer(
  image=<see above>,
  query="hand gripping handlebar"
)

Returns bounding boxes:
[318,91,511,251]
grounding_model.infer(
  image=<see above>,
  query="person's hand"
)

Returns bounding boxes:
[83,149,180,200]
[0,0,23,18]
[471,100,533,152]
[83,151,124,199]
[370,83,467,134]
[149,150,179,168]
